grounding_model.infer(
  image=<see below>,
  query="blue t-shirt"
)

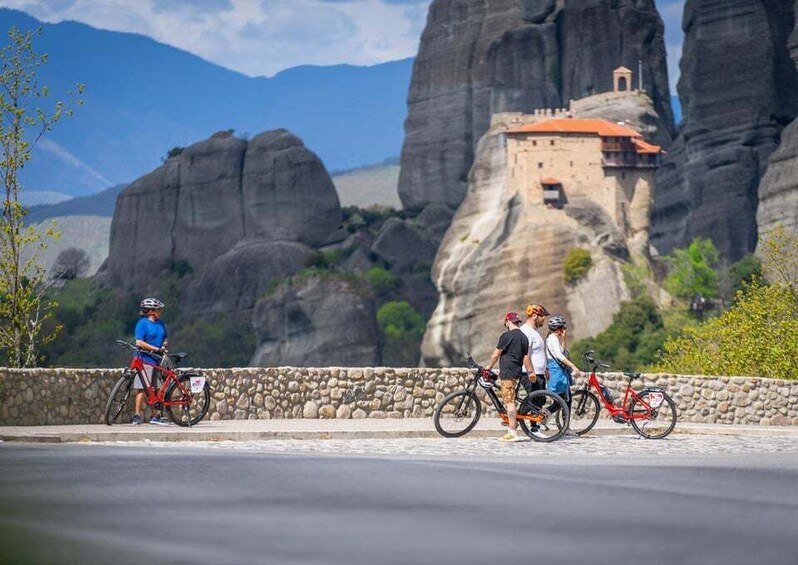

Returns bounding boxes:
[134,317,168,365]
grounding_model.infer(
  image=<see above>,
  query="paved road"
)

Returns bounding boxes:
[1,441,797,564]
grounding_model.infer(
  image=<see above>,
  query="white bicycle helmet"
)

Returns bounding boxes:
[140,297,165,310]
[547,315,567,330]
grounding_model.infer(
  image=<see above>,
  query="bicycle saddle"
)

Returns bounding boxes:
[169,352,188,362]
[624,372,642,380]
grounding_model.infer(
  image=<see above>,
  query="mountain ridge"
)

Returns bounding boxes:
[0,8,413,197]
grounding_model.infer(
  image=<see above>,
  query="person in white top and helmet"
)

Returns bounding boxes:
[520,303,549,406]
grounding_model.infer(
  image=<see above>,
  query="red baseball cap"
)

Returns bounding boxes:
[504,312,522,325]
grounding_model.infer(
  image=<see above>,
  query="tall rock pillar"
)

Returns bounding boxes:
[651,0,798,261]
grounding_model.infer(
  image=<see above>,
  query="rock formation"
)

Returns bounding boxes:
[421,94,665,367]
[250,277,380,367]
[398,0,672,228]
[757,1,798,243]
[97,129,344,299]
[651,0,798,261]
[98,128,439,367]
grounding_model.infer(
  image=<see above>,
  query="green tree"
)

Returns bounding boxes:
[570,297,667,371]
[0,27,83,366]
[563,247,593,284]
[663,237,721,300]
[723,254,762,300]
[376,300,425,366]
[657,226,798,379]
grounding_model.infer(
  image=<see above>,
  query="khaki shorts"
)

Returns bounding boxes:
[133,364,155,390]
[500,378,518,405]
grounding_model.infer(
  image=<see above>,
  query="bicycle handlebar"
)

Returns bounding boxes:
[116,339,168,359]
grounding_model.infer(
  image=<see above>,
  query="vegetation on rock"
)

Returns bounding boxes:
[376,300,425,367]
[563,247,593,284]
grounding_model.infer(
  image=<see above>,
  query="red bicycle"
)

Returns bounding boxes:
[104,340,210,427]
[568,350,677,439]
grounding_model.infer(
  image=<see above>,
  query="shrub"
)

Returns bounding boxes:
[169,260,193,277]
[376,301,425,366]
[166,146,184,159]
[563,248,593,284]
[304,252,330,270]
[570,297,667,371]
[365,267,398,296]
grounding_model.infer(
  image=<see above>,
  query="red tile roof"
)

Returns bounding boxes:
[633,138,661,154]
[506,118,642,138]
[506,118,662,154]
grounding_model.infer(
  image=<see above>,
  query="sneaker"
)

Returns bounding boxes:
[131,414,142,425]
[563,430,579,438]
[498,431,522,442]
[149,416,170,426]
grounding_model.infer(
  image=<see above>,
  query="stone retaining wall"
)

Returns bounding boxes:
[1,367,797,426]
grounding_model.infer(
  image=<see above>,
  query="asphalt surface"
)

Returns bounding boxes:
[1,443,798,564]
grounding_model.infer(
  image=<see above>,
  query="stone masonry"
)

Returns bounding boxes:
[1,368,796,427]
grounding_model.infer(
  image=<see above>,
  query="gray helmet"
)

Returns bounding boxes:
[140,297,165,310]
[547,315,567,330]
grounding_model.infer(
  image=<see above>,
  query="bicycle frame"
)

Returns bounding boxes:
[464,361,543,424]
[128,354,191,409]
[578,358,663,421]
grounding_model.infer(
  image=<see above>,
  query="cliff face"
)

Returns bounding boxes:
[98,130,344,301]
[398,0,672,222]
[757,1,798,242]
[651,0,798,261]
[250,278,380,367]
[421,96,665,367]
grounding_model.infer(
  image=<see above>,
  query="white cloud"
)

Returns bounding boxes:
[0,0,432,76]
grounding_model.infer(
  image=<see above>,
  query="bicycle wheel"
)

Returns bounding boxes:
[165,374,210,427]
[433,391,482,438]
[568,390,601,436]
[104,372,134,425]
[629,390,677,439]
[518,391,568,442]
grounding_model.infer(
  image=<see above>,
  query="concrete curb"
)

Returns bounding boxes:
[2,420,797,444]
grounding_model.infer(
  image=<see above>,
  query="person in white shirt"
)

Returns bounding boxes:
[520,303,549,403]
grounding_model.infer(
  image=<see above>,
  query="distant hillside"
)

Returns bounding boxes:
[0,8,413,196]
[29,215,111,277]
[25,184,126,224]
[332,160,401,209]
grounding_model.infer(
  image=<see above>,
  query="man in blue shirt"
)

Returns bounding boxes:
[132,297,169,425]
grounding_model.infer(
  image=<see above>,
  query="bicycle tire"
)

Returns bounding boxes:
[629,390,677,439]
[569,390,601,436]
[433,391,482,438]
[104,372,133,425]
[165,374,210,427]
[518,390,569,442]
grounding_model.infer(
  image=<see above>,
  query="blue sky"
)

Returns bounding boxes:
[0,0,684,89]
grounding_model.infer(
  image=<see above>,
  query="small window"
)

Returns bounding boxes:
[570,161,574,167]
[550,140,555,146]
[532,140,537,146]
[538,162,543,169]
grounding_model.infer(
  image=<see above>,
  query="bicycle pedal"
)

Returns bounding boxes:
[612,415,628,424]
